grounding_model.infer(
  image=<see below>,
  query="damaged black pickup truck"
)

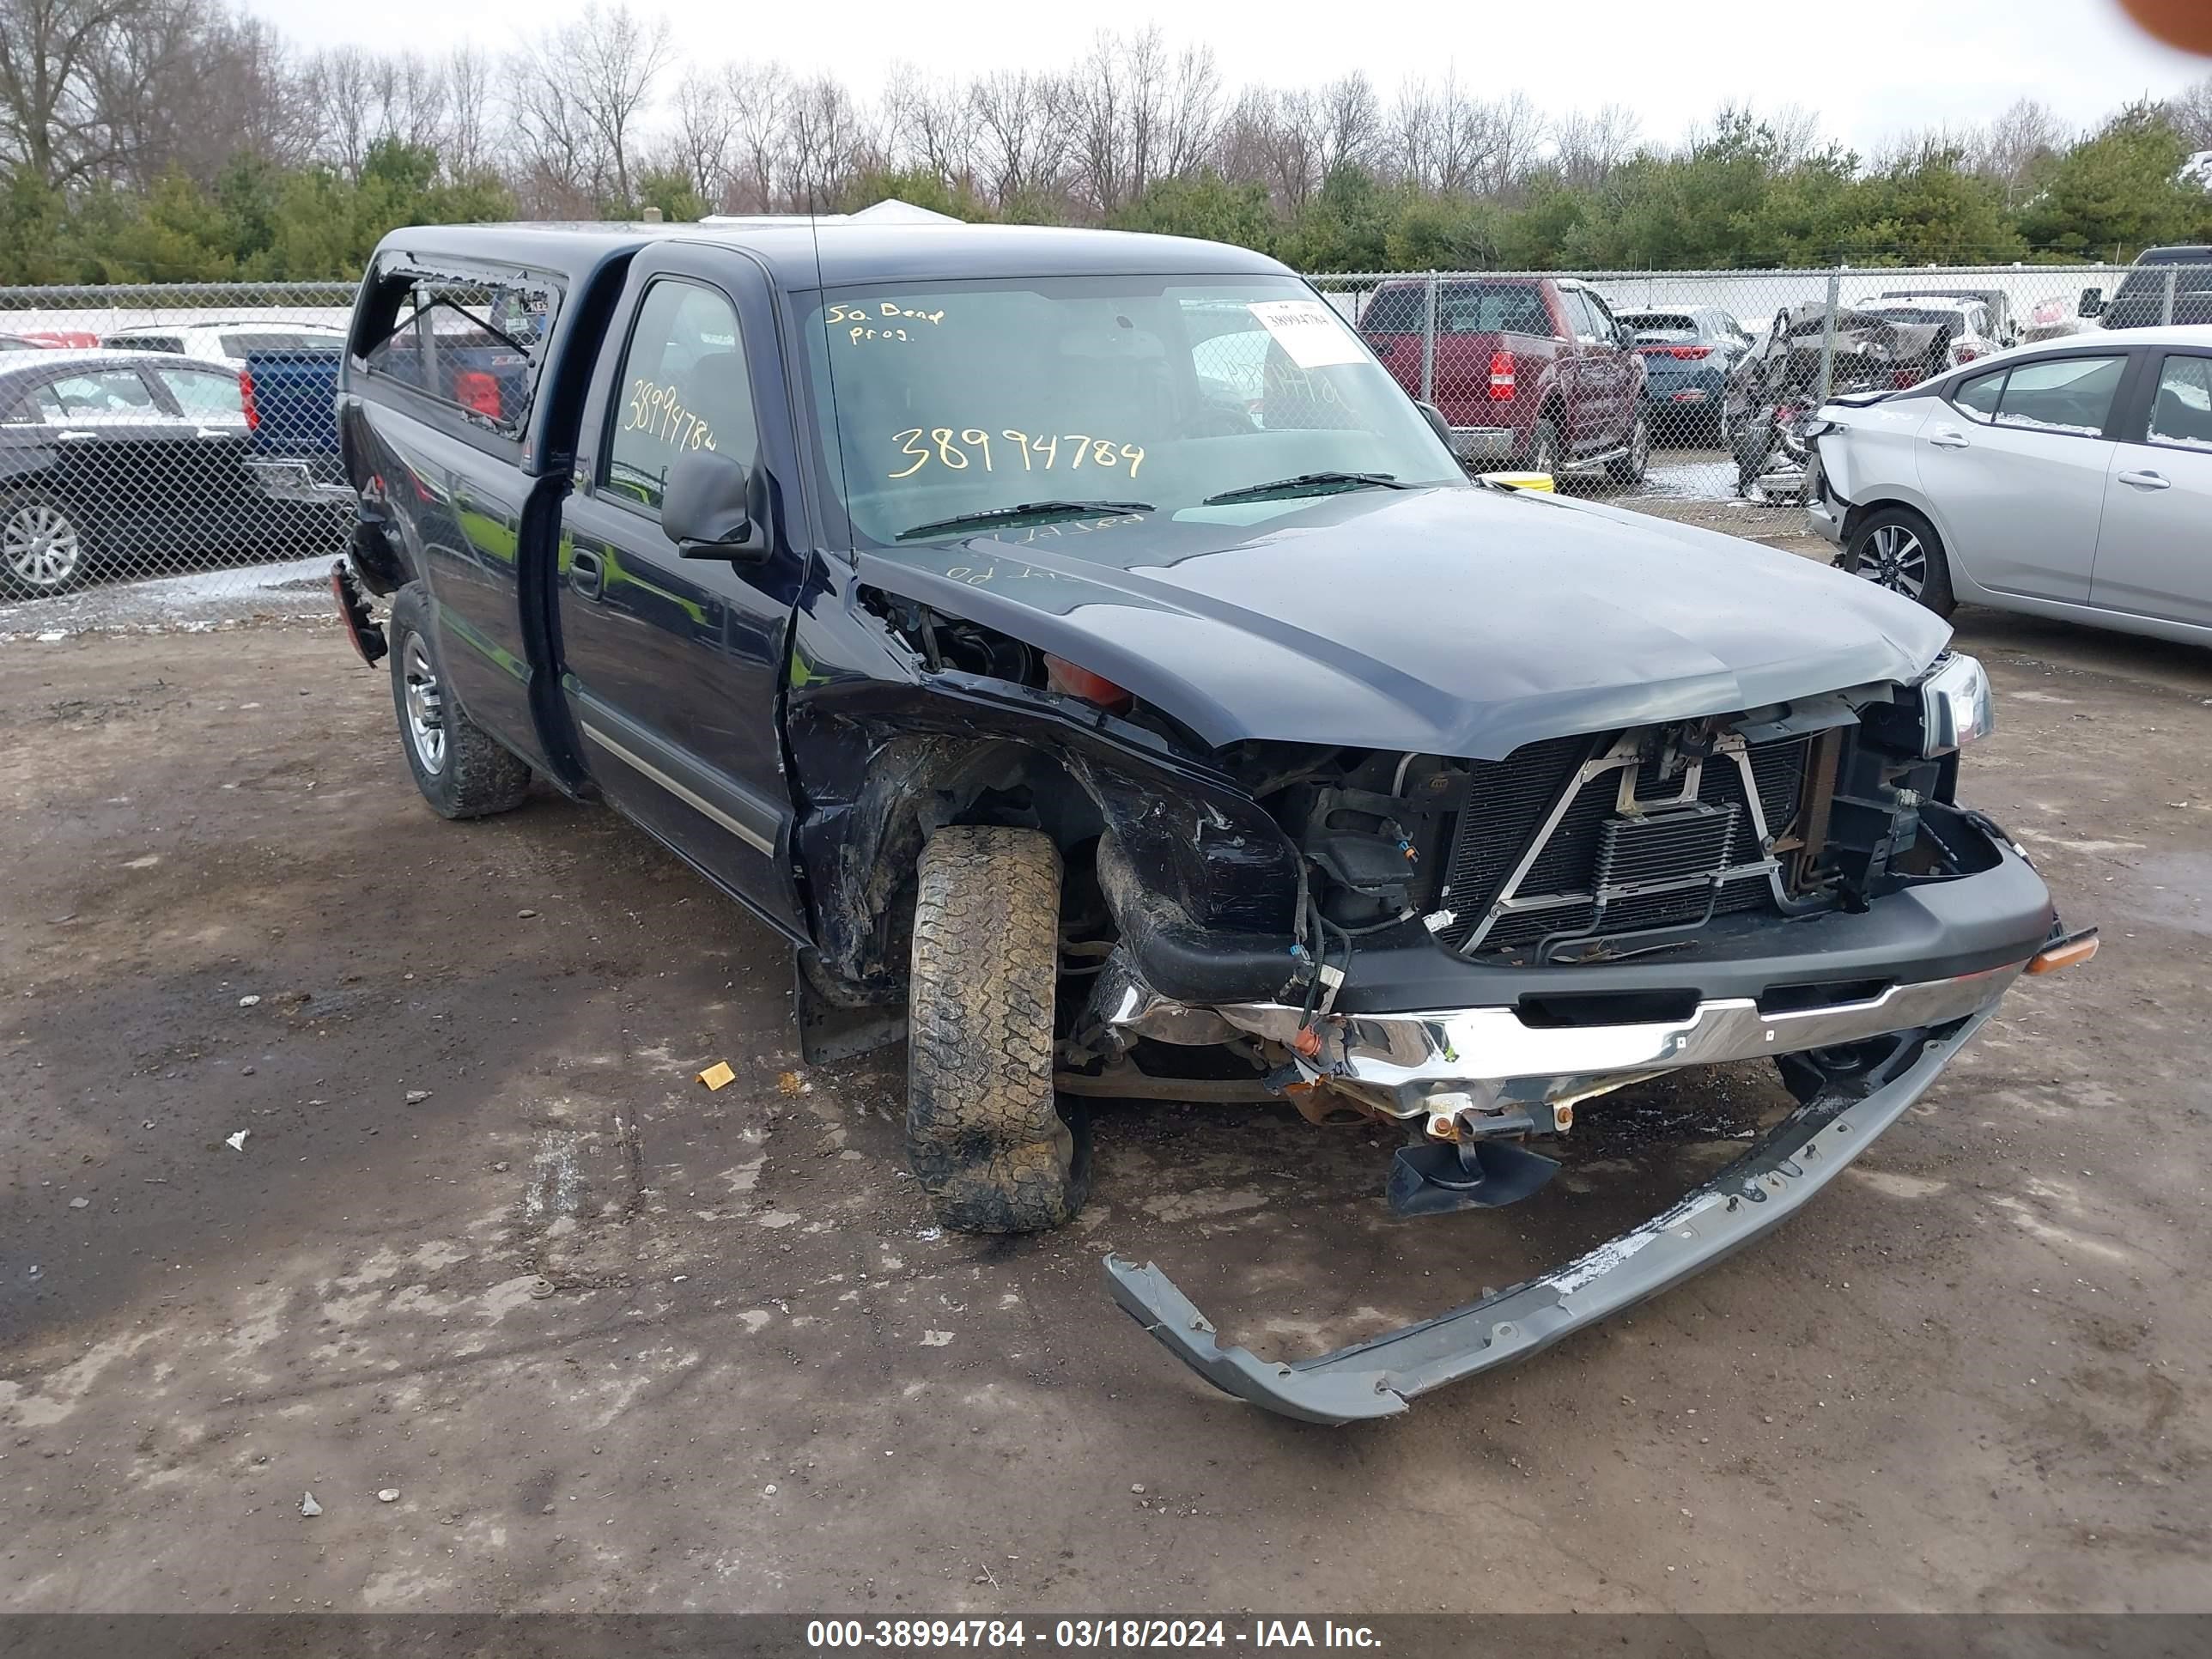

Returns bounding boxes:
[328,210,2094,1423]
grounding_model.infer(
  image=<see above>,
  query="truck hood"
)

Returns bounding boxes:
[855,485,1949,758]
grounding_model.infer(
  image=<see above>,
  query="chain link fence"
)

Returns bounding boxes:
[1310,262,2160,514]
[0,261,2180,624]
[0,281,356,625]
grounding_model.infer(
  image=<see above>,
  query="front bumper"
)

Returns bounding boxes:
[1805,442,1845,544]
[1198,963,2015,1121]
[1109,997,2008,1424]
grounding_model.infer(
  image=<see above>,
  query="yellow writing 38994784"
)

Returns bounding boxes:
[623,378,718,452]
[888,427,1146,479]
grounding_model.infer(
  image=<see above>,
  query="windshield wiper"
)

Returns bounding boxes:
[894,500,1154,542]
[1202,471,1408,507]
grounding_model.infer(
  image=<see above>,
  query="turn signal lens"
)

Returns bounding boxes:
[2027,929,2099,975]
[1044,654,1132,714]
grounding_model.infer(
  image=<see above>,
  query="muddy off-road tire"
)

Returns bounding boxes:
[387,582,533,819]
[906,825,1090,1232]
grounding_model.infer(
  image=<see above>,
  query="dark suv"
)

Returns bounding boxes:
[2083,246,2212,329]
[1616,305,1753,447]
[328,214,2086,1421]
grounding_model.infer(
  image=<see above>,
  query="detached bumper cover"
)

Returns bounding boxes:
[1106,996,2008,1424]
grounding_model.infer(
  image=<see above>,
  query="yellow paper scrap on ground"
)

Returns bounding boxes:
[697,1060,736,1091]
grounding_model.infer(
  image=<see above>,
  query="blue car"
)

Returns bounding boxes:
[1620,305,1753,447]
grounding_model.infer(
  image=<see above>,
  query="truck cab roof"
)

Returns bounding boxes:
[368,211,1292,296]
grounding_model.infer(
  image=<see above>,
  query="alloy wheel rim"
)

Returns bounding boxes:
[1630,418,1649,476]
[1859,524,1927,599]
[403,636,447,775]
[3,504,82,589]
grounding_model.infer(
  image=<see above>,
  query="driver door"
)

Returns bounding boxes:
[556,258,808,935]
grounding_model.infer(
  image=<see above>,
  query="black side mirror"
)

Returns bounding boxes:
[1416,400,1452,447]
[662,451,765,562]
[2078,287,2106,319]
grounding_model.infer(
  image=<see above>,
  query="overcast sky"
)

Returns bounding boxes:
[240,0,2206,157]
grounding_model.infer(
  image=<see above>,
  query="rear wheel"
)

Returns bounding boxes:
[905,825,1089,1233]
[1,491,89,598]
[386,582,533,818]
[1839,506,1955,618]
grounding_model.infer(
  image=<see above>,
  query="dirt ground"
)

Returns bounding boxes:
[3,536,2209,1613]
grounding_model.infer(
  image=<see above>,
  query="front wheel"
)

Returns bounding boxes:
[1839,506,1956,618]
[905,825,1089,1233]
[386,582,533,818]
[1523,416,1562,481]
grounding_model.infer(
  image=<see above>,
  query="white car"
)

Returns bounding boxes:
[101,319,346,369]
[1808,325,2212,644]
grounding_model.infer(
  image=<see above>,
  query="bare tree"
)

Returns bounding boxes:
[444,43,495,180]
[306,46,377,178]
[667,66,733,201]
[1389,74,1499,194]
[882,64,972,186]
[969,68,1064,210]
[1316,71,1382,179]
[1972,97,2067,207]
[508,36,602,211]
[0,0,143,186]
[511,2,670,209]
[723,58,790,211]
[1552,103,1639,189]
[373,51,448,155]
[1222,82,1350,210]
[1476,90,1545,197]
[1068,28,1136,215]
[780,72,863,207]
[2173,74,2212,153]
[1156,42,1222,182]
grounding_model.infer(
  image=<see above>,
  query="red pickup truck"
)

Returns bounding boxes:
[1362,276,1649,485]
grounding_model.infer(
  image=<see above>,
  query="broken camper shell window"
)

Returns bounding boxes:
[355,257,563,437]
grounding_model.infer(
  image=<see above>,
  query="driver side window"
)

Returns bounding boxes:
[1951,368,2005,422]
[1562,291,1601,343]
[603,280,756,516]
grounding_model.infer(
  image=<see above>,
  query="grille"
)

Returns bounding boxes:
[1437,732,1814,954]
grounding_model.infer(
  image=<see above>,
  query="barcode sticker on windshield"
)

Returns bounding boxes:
[1247,300,1365,369]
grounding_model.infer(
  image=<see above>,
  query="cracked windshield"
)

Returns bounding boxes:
[805,276,1461,546]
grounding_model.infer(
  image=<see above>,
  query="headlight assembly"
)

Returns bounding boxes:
[1917,653,1994,757]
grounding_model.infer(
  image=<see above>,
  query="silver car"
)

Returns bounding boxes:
[1808,325,2212,644]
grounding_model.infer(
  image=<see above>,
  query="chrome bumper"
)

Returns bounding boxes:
[1448,426,1516,461]
[1112,964,2026,1121]
[246,458,352,505]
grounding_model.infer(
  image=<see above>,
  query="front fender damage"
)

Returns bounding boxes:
[785,666,1300,996]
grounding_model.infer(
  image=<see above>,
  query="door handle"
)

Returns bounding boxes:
[2117,470,2171,490]
[56,428,96,441]
[1927,428,1971,449]
[568,548,605,599]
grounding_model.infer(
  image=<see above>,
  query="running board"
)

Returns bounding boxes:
[1556,446,1629,475]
